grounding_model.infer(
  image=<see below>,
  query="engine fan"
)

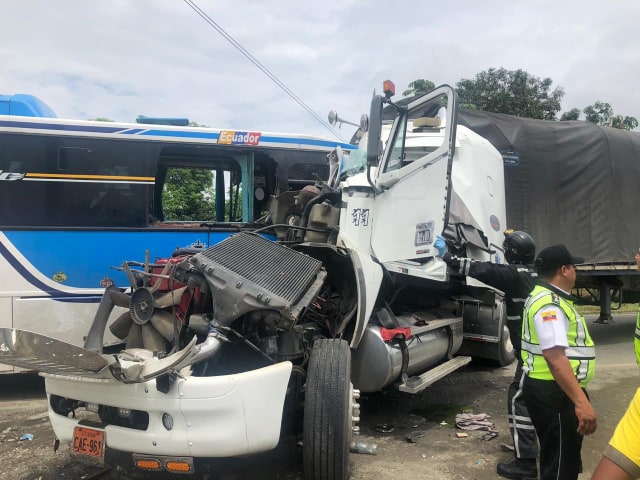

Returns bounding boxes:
[108,252,188,352]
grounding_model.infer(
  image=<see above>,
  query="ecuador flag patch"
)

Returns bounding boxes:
[541,310,558,322]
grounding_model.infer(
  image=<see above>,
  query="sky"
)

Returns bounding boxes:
[2,1,639,141]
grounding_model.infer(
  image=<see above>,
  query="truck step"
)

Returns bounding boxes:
[398,356,472,394]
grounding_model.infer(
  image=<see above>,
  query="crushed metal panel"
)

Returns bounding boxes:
[0,328,113,378]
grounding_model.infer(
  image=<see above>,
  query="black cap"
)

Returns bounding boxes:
[535,244,584,273]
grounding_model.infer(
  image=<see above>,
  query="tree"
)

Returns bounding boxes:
[162,168,216,221]
[160,119,217,221]
[560,108,580,121]
[90,117,114,122]
[455,68,565,120]
[583,101,613,125]
[402,79,435,97]
[583,101,638,130]
[611,115,638,130]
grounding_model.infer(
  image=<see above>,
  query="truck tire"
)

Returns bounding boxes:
[303,338,352,480]
[487,300,515,367]
[467,300,515,367]
[494,321,515,367]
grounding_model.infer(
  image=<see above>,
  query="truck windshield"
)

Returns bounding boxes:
[340,148,367,180]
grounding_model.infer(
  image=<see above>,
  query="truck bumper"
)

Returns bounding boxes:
[43,361,293,458]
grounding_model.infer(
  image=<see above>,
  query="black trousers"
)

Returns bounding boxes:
[523,375,586,480]
[508,358,538,459]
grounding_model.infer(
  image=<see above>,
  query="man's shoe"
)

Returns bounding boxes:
[496,458,538,480]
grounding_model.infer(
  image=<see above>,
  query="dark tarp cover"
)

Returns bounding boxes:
[458,110,640,264]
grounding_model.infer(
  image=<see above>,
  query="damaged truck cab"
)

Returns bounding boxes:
[0,84,512,479]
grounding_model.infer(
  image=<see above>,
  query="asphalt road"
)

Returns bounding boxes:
[0,313,638,480]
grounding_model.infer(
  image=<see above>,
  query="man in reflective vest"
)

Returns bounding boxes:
[442,230,539,480]
[521,244,596,480]
[590,248,640,480]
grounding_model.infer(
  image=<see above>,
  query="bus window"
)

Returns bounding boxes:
[287,162,329,191]
[160,162,244,223]
[0,134,152,227]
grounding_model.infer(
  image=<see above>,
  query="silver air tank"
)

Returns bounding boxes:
[351,310,464,392]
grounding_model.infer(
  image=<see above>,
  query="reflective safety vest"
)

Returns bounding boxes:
[521,284,595,387]
[633,308,640,367]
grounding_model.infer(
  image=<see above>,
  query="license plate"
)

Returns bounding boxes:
[72,426,105,461]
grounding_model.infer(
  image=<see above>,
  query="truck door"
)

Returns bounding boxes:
[370,85,457,264]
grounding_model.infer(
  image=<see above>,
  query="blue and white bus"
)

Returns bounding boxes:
[0,94,353,372]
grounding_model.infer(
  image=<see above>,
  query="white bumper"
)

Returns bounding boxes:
[43,361,293,458]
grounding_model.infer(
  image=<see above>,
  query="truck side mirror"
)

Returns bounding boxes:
[366,95,383,167]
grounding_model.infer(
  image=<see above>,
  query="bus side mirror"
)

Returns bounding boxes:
[366,95,383,168]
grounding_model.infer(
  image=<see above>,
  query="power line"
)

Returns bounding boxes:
[182,0,346,142]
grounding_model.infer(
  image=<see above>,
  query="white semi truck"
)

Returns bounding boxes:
[0,83,514,479]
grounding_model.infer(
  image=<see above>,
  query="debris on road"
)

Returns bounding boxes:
[373,423,394,433]
[405,430,427,443]
[479,432,498,441]
[351,441,378,455]
[455,413,495,431]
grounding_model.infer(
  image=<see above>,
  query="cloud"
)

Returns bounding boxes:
[3,0,640,136]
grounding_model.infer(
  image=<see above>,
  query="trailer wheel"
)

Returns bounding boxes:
[303,338,352,480]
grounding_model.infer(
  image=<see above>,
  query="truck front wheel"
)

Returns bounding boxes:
[303,338,352,480]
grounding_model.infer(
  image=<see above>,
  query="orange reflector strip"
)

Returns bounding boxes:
[135,458,162,470]
[166,461,192,473]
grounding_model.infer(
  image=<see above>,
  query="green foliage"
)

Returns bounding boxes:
[226,176,243,222]
[402,79,436,97]
[583,101,613,124]
[611,115,639,130]
[583,101,638,130]
[560,108,581,121]
[160,120,219,221]
[455,68,565,120]
[162,168,215,221]
[89,117,115,122]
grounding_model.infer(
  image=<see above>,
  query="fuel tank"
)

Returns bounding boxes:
[351,310,463,392]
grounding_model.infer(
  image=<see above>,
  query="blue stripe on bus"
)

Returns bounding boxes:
[138,129,220,140]
[117,128,146,134]
[260,135,354,150]
[53,296,103,303]
[0,120,356,150]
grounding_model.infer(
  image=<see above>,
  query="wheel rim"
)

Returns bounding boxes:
[350,385,360,440]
